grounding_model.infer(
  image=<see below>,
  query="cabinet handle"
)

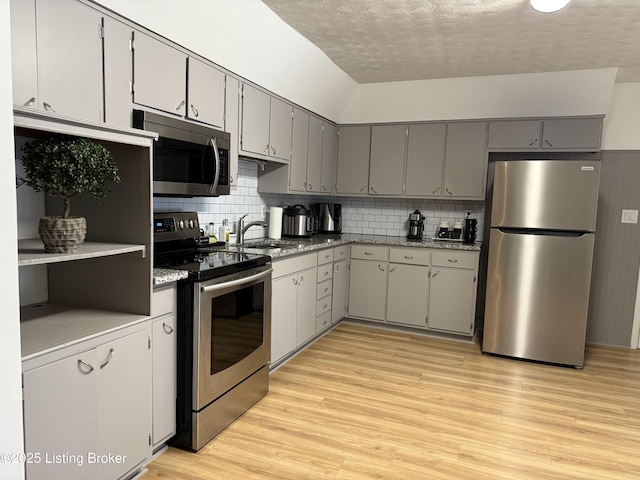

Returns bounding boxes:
[360,185,367,192]
[24,97,36,107]
[529,138,538,146]
[364,251,374,256]
[544,139,553,147]
[324,287,329,293]
[448,259,458,263]
[100,348,115,369]
[162,322,174,334]
[77,359,94,373]
[370,186,378,194]
[190,104,199,117]
[42,102,56,112]
[307,183,312,190]
[299,275,304,285]
[404,255,414,259]
[432,270,440,278]
[389,266,397,273]
[271,146,276,155]
[432,187,440,194]
[264,144,269,154]
[445,187,453,195]
[230,175,234,184]
[335,265,340,272]
[292,278,298,286]
[324,271,329,276]
[378,264,385,272]
[176,100,185,111]
[321,184,326,192]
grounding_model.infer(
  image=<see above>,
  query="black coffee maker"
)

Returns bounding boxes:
[408,210,425,240]
[463,213,478,244]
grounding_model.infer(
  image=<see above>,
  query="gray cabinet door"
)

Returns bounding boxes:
[224,76,240,188]
[542,118,602,149]
[296,268,317,346]
[290,108,309,192]
[331,259,349,324]
[152,314,176,446]
[187,57,225,128]
[405,123,446,197]
[369,124,406,195]
[428,268,475,335]
[306,115,323,192]
[443,122,487,198]
[336,125,371,194]
[348,259,387,320]
[488,120,541,149]
[103,16,133,127]
[268,96,293,161]
[320,122,338,194]
[271,275,298,364]
[133,31,186,115]
[241,83,271,157]
[36,0,104,121]
[387,263,429,327]
[10,0,38,109]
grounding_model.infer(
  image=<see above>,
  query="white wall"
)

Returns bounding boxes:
[0,0,25,478]
[94,0,357,121]
[601,82,640,150]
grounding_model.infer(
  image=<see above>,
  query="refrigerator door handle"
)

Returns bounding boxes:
[495,227,591,238]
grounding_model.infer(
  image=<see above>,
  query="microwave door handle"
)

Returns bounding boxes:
[209,137,220,194]
[200,268,273,293]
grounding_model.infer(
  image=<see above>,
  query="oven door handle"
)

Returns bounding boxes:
[200,268,272,293]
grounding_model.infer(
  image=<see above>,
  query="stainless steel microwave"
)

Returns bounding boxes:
[133,109,231,196]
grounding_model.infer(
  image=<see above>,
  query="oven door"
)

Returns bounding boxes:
[194,265,272,410]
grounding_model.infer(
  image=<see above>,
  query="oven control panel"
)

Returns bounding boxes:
[154,212,200,241]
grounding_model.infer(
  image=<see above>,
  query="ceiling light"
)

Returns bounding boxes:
[530,0,572,13]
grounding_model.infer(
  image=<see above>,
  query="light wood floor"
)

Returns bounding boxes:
[145,322,640,479]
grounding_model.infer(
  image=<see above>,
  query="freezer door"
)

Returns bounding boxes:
[491,160,600,231]
[483,229,595,367]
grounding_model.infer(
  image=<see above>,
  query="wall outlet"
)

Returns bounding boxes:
[621,209,638,224]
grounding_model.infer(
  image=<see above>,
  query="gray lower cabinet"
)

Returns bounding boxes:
[331,246,350,324]
[443,122,488,199]
[336,125,371,194]
[405,123,446,197]
[133,30,186,115]
[22,324,152,480]
[386,247,431,327]
[348,245,389,320]
[369,124,407,195]
[427,250,478,335]
[11,0,104,121]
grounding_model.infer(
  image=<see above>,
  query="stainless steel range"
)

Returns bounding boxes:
[154,212,272,451]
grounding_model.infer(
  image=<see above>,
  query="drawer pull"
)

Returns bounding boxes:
[404,255,414,259]
[77,359,94,373]
[162,323,174,334]
[324,271,329,276]
[448,259,458,263]
[378,264,385,272]
[324,287,329,293]
[364,252,374,256]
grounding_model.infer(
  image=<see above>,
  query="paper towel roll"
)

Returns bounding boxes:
[268,207,283,239]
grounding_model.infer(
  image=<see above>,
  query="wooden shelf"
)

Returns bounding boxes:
[18,238,146,266]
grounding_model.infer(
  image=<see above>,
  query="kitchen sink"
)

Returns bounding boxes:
[240,240,297,249]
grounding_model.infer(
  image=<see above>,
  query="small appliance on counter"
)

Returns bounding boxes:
[407,209,425,239]
[282,204,313,237]
[313,203,342,234]
[436,219,450,239]
[464,214,478,244]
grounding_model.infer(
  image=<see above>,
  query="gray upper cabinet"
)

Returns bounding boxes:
[488,120,541,149]
[103,16,133,127]
[336,126,371,194]
[11,0,104,122]
[240,83,292,162]
[542,118,602,150]
[133,31,187,115]
[320,122,338,194]
[224,76,240,188]
[305,115,323,192]
[187,57,225,128]
[289,108,310,192]
[369,125,407,195]
[443,122,488,199]
[488,117,602,151]
[405,123,446,197]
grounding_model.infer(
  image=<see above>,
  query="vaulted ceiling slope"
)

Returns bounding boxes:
[261,0,640,84]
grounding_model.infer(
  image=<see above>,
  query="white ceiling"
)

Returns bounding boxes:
[261,0,640,84]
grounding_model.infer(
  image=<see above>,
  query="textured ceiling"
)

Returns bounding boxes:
[261,0,640,83]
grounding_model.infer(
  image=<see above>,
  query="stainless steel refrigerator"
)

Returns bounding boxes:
[482,160,600,367]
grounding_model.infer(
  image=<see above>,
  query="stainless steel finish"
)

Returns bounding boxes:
[491,160,600,231]
[483,229,595,366]
[77,359,94,373]
[194,264,271,411]
[209,138,220,194]
[190,104,199,117]
[24,97,36,107]
[192,365,268,451]
[162,323,174,334]
[42,102,55,112]
[483,159,601,367]
[176,100,185,111]
[99,348,115,369]
[237,213,269,244]
[314,203,342,234]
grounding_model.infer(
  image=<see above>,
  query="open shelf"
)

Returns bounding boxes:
[18,238,146,266]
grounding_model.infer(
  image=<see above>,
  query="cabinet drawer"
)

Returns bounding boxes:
[316,296,332,317]
[351,244,388,261]
[389,247,430,266]
[317,279,332,300]
[317,248,334,265]
[316,311,332,332]
[272,253,316,279]
[151,284,176,317]
[317,263,333,282]
[333,245,349,260]
[432,250,477,269]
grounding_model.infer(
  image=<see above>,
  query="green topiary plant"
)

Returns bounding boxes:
[21,134,120,219]
[21,134,121,253]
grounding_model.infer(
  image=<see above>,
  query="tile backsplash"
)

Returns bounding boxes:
[154,160,485,241]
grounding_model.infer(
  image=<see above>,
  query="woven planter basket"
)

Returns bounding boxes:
[39,216,87,253]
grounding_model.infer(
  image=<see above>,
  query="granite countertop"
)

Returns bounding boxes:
[152,234,481,285]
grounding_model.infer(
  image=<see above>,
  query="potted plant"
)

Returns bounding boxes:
[21,134,121,253]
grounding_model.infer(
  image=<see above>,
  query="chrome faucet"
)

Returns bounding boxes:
[237,214,268,244]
